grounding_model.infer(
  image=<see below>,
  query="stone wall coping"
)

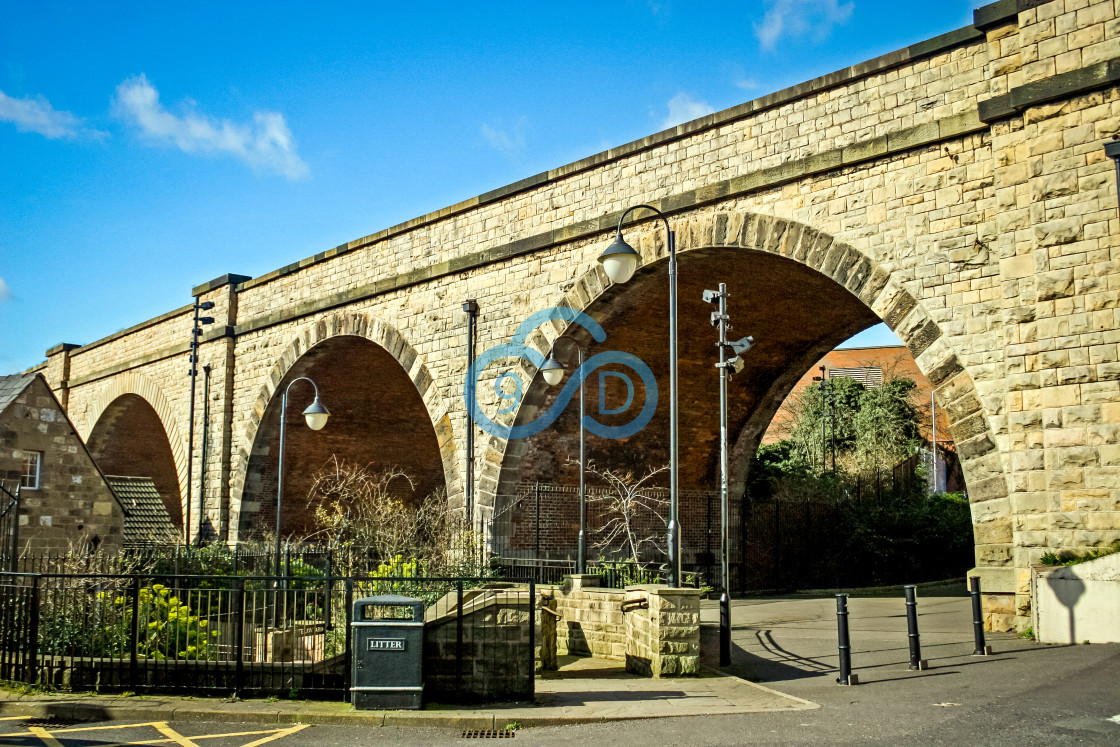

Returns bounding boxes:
[191,273,253,297]
[45,343,80,357]
[625,584,703,596]
[979,57,1120,122]
[562,586,625,595]
[972,0,1017,31]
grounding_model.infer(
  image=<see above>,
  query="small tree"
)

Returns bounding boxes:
[306,457,482,576]
[582,460,670,562]
[785,375,922,476]
[853,377,922,472]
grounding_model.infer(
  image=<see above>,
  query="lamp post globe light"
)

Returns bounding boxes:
[541,338,591,573]
[275,376,329,580]
[596,204,681,587]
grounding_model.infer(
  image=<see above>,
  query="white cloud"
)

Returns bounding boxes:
[754,0,855,50]
[114,74,309,179]
[660,93,715,130]
[0,90,88,139]
[481,117,529,156]
[0,276,11,303]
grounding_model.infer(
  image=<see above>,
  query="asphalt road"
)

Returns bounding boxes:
[3,596,1117,746]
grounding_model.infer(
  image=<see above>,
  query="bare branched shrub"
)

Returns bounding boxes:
[306,457,484,576]
[581,459,670,562]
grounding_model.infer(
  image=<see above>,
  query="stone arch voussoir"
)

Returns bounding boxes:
[229,311,461,539]
[79,371,189,515]
[491,209,1009,545]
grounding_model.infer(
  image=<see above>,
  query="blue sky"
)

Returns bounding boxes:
[0,1,988,374]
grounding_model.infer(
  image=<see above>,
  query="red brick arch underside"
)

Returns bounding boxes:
[229,311,461,541]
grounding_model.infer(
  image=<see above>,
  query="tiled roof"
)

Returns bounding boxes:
[0,373,35,416]
[106,475,179,546]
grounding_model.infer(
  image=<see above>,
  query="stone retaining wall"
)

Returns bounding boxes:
[541,575,701,677]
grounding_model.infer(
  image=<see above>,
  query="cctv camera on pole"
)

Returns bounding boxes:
[703,283,754,668]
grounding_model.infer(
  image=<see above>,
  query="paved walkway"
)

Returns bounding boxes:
[2,593,1117,741]
[0,655,815,731]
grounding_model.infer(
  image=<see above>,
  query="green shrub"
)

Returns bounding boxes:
[1040,540,1120,566]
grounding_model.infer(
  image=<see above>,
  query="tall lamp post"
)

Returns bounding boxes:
[540,338,591,573]
[596,204,682,587]
[185,299,215,544]
[274,377,330,580]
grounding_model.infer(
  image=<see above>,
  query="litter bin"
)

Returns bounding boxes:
[351,595,425,710]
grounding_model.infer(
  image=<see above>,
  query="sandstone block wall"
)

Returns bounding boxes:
[0,375,123,552]
[542,576,701,677]
[624,586,702,677]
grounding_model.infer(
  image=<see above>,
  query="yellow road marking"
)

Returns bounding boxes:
[97,727,299,746]
[26,725,65,746]
[240,723,309,746]
[153,721,203,747]
[4,718,308,746]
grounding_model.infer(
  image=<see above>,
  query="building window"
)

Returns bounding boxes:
[829,366,884,387]
[20,451,41,490]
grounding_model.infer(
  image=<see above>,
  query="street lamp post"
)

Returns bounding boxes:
[185,299,215,545]
[540,338,590,573]
[274,377,330,580]
[596,204,681,586]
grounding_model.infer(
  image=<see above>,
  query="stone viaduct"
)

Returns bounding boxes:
[30,0,1120,629]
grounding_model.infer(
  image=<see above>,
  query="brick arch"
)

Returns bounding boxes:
[229,310,461,540]
[489,210,1007,557]
[79,371,188,510]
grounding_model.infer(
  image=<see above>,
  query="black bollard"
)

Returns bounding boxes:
[904,585,927,670]
[969,576,993,655]
[720,593,731,666]
[835,594,857,685]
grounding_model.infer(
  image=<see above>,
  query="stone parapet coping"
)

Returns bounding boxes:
[979,57,1120,122]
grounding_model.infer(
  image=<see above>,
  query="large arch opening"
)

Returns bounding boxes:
[492,215,985,591]
[240,335,447,541]
[87,393,183,530]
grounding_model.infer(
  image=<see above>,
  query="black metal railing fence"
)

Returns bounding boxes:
[0,483,20,574]
[0,571,534,704]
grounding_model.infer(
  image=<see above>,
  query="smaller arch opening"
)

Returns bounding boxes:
[87,393,183,529]
[241,335,447,541]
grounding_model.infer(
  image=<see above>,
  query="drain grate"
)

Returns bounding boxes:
[461,728,516,738]
[21,717,90,729]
